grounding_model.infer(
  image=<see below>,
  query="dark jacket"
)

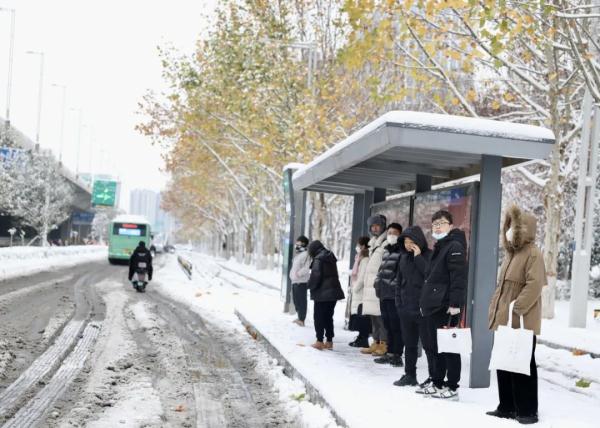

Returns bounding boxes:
[420,228,467,316]
[128,245,153,280]
[374,243,403,301]
[395,226,432,316]
[307,241,345,302]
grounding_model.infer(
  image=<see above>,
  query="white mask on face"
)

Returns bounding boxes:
[432,232,448,241]
[355,245,361,253]
[506,228,513,242]
[387,235,399,245]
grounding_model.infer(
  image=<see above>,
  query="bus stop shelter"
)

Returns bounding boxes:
[284,111,555,388]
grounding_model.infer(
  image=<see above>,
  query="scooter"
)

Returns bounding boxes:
[131,262,149,293]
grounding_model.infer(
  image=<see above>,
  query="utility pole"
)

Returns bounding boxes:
[1,8,15,129]
[25,50,45,150]
[568,2,600,328]
[52,84,67,164]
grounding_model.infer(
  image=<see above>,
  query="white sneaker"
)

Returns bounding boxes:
[416,384,438,397]
[431,387,459,401]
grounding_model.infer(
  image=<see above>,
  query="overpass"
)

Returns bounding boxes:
[1,119,93,244]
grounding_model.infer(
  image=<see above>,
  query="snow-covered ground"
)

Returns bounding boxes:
[540,300,600,354]
[167,251,600,428]
[155,252,341,427]
[0,245,107,281]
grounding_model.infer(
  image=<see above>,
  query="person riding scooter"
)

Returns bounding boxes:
[129,241,153,291]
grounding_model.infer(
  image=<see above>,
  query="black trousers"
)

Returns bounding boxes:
[380,299,403,356]
[497,336,538,417]
[292,283,308,321]
[423,309,461,390]
[314,301,337,342]
[399,312,431,378]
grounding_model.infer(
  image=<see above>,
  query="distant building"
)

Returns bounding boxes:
[129,190,175,243]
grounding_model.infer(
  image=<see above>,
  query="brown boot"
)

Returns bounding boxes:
[324,341,333,350]
[311,341,326,350]
[373,341,388,356]
[360,341,378,354]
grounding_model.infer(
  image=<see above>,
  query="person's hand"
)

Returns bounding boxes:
[447,307,461,316]
[412,244,421,256]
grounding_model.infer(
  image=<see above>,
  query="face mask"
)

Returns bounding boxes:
[295,244,306,252]
[387,235,399,245]
[355,245,361,253]
[432,232,448,241]
[506,228,513,243]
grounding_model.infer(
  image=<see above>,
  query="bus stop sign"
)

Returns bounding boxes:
[92,180,117,207]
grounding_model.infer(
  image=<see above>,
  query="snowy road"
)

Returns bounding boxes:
[0,256,303,427]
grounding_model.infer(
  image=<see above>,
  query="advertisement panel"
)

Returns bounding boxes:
[371,196,411,229]
[411,183,478,250]
[92,180,118,207]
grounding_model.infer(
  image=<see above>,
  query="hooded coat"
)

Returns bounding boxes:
[395,226,432,316]
[307,241,345,302]
[488,206,547,335]
[374,242,403,301]
[128,243,153,281]
[420,228,467,316]
[362,231,388,315]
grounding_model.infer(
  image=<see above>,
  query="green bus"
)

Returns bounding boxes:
[108,215,152,264]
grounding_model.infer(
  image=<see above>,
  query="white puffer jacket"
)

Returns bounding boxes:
[361,232,388,316]
[350,255,369,314]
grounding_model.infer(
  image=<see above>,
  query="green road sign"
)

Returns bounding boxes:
[92,180,117,207]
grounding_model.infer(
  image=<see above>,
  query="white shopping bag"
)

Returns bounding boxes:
[489,302,533,376]
[437,316,472,355]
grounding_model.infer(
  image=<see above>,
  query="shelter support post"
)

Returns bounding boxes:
[282,168,307,313]
[416,174,432,193]
[468,155,502,388]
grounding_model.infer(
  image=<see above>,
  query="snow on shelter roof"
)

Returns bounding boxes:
[112,215,151,225]
[292,111,555,195]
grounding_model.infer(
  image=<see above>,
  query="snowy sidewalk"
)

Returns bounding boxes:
[161,252,600,428]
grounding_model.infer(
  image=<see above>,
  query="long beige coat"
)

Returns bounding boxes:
[350,255,369,314]
[362,232,388,316]
[488,205,547,335]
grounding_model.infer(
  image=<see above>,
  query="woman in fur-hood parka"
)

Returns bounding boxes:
[488,205,547,335]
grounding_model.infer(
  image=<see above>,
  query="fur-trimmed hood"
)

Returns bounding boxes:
[502,205,537,252]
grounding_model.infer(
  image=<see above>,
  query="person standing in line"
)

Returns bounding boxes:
[348,236,372,348]
[487,206,546,425]
[307,240,345,350]
[360,215,389,356]
[289,235,311,327]
[394,225,433,387]
[373,223,405,367]
[418,210,467,400]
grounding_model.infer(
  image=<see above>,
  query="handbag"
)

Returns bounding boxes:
[489,301,534,376]
[437,314,472,355]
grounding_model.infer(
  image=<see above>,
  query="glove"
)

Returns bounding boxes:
[447,307,461,316]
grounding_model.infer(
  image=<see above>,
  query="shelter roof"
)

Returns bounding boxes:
[292,111,555,195]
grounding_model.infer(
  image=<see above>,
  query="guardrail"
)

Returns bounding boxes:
[177,255,193,279]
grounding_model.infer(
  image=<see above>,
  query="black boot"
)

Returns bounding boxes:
[393,374,418,387]
[354,336,369,348]
[374,354,393,364]
[390,354,404,367]
[486,409,516,420]
[516,415,538,425]
[348,336,361,347]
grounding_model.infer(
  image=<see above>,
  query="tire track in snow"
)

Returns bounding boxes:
[3,322,101,428]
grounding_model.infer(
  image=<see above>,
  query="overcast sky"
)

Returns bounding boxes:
[0,0,216,210]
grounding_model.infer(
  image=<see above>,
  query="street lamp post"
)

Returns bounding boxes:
[70,108,83,177]
[52,84,67,164]
[25,50,45,150]
[0,7,15,129]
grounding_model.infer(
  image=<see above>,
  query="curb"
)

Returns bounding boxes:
[537,338,599,359]
[234,309,349,428]
[217,263,279,291]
